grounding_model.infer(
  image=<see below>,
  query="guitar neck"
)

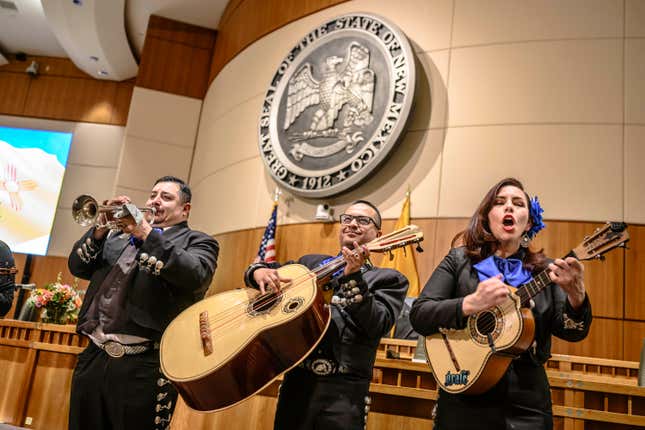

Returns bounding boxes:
[310,226,424,283]
[310,243,382,282]
[515,250,576,306]
[313,256,346,283]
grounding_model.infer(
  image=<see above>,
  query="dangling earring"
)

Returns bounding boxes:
[520,232,531,248]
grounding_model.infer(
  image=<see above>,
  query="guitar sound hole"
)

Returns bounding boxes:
[248,292,283,315]
[476,311,496,335]
[283,296,304,314]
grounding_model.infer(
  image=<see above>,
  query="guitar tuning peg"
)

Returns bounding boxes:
[596,255,606,261]
[388,251,394,261]
[416,243,424,253]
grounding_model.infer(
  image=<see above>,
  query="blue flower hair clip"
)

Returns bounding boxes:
[527,196,545,238]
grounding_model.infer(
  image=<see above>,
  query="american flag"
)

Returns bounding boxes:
[255,203,278,263]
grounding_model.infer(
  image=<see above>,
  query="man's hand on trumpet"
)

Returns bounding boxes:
[120,205,153,242]
[93,195,131,240]
[92,195,154,242]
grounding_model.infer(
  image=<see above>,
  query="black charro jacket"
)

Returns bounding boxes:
[245,254,409,379]
[69,221,219,341]
[410,247,592,365]
[0,240,16,317]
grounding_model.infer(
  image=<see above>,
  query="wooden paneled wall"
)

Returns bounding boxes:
[209,0,348,80]
[136,15,217,99]
[0,55,133,125]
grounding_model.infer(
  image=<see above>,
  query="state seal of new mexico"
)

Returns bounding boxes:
[258,13,416,198]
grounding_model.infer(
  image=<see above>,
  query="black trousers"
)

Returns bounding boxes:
[434,359,553,430]
[273,367,370,430]
[69,343,177,430]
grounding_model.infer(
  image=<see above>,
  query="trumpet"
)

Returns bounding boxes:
[72,194,156,230]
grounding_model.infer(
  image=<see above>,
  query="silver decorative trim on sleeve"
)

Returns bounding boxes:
[331,279,364,308]
[153,260,164,276]
[563,313,585,331]
[138,252,164,276]
[77,237,100,263]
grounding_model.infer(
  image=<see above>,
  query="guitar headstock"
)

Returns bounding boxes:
[366,224,424,253]
[572,222,629,261]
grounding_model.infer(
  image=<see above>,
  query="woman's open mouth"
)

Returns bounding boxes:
[502,215,515,231]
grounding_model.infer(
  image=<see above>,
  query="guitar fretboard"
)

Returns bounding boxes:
[314,256,346,281]
[516,271,552,306]
[310,230,422,282]
[515,251,576,306]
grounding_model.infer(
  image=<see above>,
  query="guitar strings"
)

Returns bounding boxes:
[205,264,331,329]
[204,234,420,333]
[195,229,420,337]
[201,232,418,326]
[204,256,348,333]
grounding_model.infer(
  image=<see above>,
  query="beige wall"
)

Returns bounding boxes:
[189,0,645,236]
[11,1,640,252]
[114,87,202,204]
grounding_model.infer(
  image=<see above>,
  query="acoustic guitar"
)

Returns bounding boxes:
[160,225,423,411]
[424,222,629,395]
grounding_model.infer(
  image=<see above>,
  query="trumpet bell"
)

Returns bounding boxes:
[72,195,99,227]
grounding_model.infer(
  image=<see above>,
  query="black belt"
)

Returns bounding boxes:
[94,340,159,358]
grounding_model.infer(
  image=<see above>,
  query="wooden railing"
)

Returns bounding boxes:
[0,321,643,429]
[0,320,88,429]
[377,338,645,430]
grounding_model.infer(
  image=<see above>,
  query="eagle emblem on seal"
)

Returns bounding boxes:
[284,42,375,161]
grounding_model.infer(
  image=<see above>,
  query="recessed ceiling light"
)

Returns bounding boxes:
[98,70,108,76]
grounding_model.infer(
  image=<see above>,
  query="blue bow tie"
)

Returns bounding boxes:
[129,228,163,248]
[473,255,532,287]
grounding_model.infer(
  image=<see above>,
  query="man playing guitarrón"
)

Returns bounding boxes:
[244,200,409,430]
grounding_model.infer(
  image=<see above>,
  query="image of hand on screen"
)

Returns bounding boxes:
[0,163,38,211]
[0,126,72,256]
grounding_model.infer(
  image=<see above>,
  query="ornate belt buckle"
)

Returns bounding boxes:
[310,358,336,376]
[104,341,125,358]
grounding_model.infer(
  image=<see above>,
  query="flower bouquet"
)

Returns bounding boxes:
[28,273,83,324]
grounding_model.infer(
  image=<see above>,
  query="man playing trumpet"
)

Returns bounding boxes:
[68,176,219,430]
